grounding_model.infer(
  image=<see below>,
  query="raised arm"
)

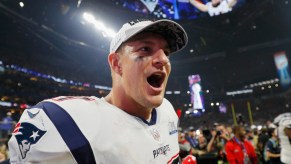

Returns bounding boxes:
[228,0,237,8]
[206,130,216,152]
[189,0,208,12]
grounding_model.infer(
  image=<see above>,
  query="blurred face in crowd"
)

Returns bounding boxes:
[190,130,196,137]
[216,125,226,134]
[109,32,171,114]
[179,132,186,143]
[246,130,253,139]
[226,126,232,134]
[198,135,206,144]
[237,126,246,140]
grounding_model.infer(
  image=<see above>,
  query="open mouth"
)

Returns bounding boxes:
[147,72,166,88]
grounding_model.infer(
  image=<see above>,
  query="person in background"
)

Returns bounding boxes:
[246,128,254,146]
[0,143,8,162]
[0,112,15,140]
[258,128,270,164]
[186,126,199,149]
[226,125,234,138]
[225,125,258,164]
[179,129,197,164]
[263,128,282,164]
[252,129,259,152]
[216,124,231,141]
[189,0,237,17]
[192,131,208,157]
[207,124,229,163]
[179,130,192,159]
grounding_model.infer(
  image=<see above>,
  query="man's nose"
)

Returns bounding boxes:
[152,49,169,69]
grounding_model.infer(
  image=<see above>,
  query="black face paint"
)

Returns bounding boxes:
[134,55,148,62]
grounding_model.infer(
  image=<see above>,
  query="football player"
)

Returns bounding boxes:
[8,19,188,164]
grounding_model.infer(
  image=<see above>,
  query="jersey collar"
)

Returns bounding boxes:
[138,108,157,126]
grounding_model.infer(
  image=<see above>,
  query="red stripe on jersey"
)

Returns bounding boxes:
[167,153,179,164]
[13,122,21,133]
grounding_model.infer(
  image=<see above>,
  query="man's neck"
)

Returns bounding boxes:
[105,92,152,120]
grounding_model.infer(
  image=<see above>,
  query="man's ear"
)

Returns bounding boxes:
[108,52,122,75]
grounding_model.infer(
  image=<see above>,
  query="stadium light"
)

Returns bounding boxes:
[83,13,95,23]
[82,12,116,38]
[196,130,200,136]
[257,125,262,130]
[77,0,82,7]
[106,29,116,37]
[94,21,106,30]
[19,2,24,8]
[165,91,172,94]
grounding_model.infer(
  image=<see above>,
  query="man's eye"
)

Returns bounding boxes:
[140,47,151,52]
[164,50,171,57]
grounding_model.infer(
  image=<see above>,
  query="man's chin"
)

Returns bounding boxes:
[147,97,163,108]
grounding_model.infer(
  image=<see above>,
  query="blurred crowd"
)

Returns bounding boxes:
[0,112,15,162]
[178,117,289,164]
[0,60,109,106]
